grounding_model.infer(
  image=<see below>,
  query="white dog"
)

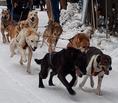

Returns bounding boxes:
[10,27,39,73]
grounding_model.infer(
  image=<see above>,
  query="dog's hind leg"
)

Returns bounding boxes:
[49,71,56,86]
[96,75,104,96]
[79,75,89,88]
[27,47,32,73]
[90,76,94,88]
[10,39,16,57]
[17,46,27,63]
[39,76,45,88]
[58,73,76,95]
[6,33,10,43]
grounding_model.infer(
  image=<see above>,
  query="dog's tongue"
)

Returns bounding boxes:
[76,69,82,77]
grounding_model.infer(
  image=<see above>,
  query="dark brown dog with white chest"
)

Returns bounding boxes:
[34,47,87,95]
[79,47,112,96]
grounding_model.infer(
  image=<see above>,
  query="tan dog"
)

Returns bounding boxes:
[67,26,93,52]
[7,20,29,41]
[41,21,63,52]
[26,10,39,31]
[1,9,11,43]
[67,33,90,52]
[10,27,39,73]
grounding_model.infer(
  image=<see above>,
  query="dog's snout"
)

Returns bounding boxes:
[31,17,34,21]
[4,16,7,19]
[105,70,109,75]
[32,47,37,51]
[34,47,37,50]
[109,67,112,71]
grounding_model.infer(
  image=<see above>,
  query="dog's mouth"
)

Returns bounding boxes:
[101,66,109,75]
[104,70,109,75]
[30,46,37,51]
[31,17,35,22]
[2,16,9,20]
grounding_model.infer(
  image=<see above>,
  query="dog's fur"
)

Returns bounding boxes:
[10,27,39,73]
[7,20,29,41]
[79,47,112,95]
[41,21,63,52]
[67,26,93,52]
[1,9,11,43]
[34,47,87,95]
[67,33,90,52]
[26,10,39,31]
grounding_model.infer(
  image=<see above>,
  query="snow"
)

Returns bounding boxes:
[0,5,118,103]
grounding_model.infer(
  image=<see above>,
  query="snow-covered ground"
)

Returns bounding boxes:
[0,5,118,103]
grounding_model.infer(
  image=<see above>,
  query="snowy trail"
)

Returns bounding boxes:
[0,34,118,103]
[0,8,118,103]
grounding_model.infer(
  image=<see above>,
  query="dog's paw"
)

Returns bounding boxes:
[67,88,76,95]
[39,84,45,88]
[27,69,31,74]
[23,57,27,63]
[10,52,16,57]
[49,82,55,86]
[96,89,102,96]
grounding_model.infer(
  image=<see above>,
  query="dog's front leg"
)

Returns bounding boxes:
[58,73,76,95]
[17,46,27,63]
[96,75,104,96]
[79,75,89,88]
[90,76,94,88]
[39,75,45,88]
[1,29,6,43]
[49,71,56,86]
[10,39,16,57]
[27,47,32,73]
[69,71,77,87]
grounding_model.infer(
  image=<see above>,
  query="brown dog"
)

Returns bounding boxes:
[7,20,29,41]
[67,33,90,52]
[41,21,63,52]
[1,9,11,43]
[67,26,93,52]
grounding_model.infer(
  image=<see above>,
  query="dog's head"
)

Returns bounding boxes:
[96,54,112,75]
[26,28,39,51]
[1,9,10,21]
[27,10,38,24]
[52,22,63,36]
[68,34,90,52]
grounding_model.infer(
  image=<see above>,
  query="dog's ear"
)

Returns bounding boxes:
[35,11,38,14]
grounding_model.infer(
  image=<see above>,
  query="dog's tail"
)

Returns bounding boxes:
[34,59,42,64]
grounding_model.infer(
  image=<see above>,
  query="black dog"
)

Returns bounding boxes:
[35,47,87,95]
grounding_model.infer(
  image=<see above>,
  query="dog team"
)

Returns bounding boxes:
[0,8,112,96]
